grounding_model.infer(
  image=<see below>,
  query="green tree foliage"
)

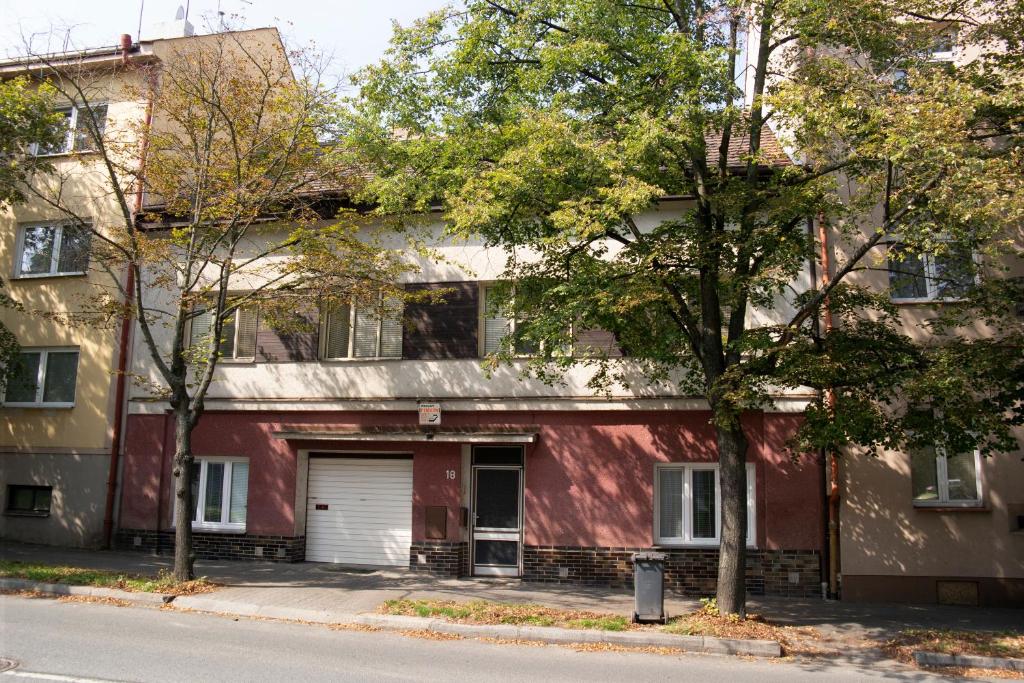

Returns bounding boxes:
[20,30,415,581]
[348,0,1023,615]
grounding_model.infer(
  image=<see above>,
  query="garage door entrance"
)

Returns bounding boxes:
[305,455,413,566]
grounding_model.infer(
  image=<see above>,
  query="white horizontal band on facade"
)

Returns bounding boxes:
[128,395,815,414]
[273,431,539,444]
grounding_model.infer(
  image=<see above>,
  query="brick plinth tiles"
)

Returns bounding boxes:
[523,546,821,598]
[116,529,305,562]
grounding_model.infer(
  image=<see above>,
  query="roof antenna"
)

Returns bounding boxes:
[137,0,145,43]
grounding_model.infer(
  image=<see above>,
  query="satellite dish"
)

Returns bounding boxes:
[174,5,185,20]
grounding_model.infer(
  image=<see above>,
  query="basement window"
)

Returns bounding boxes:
[6,485,52,516]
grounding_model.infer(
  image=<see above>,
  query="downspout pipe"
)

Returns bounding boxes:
[816,211,841,600]
[807,217,829,600]
[102,35,153,548]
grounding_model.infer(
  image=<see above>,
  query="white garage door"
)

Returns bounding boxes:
[305,457,413,566]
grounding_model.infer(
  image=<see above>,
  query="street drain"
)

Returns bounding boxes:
[0,657,18,673]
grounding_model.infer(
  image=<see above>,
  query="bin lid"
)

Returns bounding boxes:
[632,552,667,561]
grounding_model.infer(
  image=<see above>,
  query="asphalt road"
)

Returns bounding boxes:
[0,595,956,683]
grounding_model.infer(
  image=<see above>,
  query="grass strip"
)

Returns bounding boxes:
[0,560,216,595]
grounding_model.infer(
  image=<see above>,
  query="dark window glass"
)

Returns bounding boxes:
[73,104,107,151]
[888,244,928,299]
[472,447,523,466]
[474,469,520,529]
[691,470,716,539]
[474,540,518,566]
[20,226,56,275]
[932,246,974,300]
[41,351,78,404]
[57,226,91,273]
[204,462,225,523]
[5,352,41,403]
[6,485,52,514]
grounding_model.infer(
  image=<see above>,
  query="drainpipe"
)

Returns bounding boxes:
[816,211,841,600]
[102,35,154,548]
[807,218,829,599]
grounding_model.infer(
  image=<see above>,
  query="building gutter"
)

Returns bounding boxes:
[102,34,155,549]
[816,211,841,599]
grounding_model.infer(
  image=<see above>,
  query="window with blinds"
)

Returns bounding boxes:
[322,295,403,360]
[481,284,514,355]
[188,305,258,360]
[654,463,756,546]
[187,458,249,530]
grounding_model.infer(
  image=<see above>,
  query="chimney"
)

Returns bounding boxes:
[120,34,133,65]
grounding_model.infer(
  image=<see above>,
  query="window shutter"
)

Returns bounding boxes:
[324,305,351,358]
[234,307,258,359]
[352,306,380,358]
[379,297,403,358]
[482,286,510,355]
[229,462,249,524]
[189,308,213,348]
[658,469,683,539]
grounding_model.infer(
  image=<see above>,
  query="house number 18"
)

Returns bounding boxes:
[445,469,456,480]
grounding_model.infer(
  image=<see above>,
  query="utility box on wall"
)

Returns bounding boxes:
[425,505,447,540]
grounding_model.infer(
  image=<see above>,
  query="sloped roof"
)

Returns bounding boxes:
[706,125,793,169]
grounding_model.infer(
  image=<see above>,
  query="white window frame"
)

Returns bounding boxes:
[654,463,756,547]
[178,457,249,532]
[188,303,258,362]
[2,347,79,408]
[479,282,569,358]
[912,448,983,508]
[14,223,90,278]
[319,295,403,361]
[30,103,107,156]
[886,242,977,304]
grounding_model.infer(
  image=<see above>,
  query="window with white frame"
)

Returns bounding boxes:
[189,459,249,530]
[480,283,544,356]
[189,305,258,360]
[655,463,756,546]
[16,223,91,277]
[911,445,982,506]
[3,348,79,407]
[31,104,108,156]
[887,242,975,302]
[321,294,403,359]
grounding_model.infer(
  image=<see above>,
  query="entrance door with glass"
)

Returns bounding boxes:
[471,447,523,576]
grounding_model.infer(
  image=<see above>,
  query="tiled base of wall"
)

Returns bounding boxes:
[522,546,821,598]
[115,529,305,562]
[409,541,467,577]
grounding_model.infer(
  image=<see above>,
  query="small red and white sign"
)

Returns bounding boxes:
[418,402,441,426]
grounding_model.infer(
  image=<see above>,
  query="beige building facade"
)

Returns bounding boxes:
[834,224,1024,606]
[0,26,285,547]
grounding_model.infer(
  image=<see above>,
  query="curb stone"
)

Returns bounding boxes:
[913,651,1024,672]
[0,578,172,605]
[353,613,782,657]
[1,580,781,657]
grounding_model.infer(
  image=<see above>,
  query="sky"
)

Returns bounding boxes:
[0,0,447,80]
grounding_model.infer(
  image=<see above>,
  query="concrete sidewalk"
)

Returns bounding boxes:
[3,541,1021,643]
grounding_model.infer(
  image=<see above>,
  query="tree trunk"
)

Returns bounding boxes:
[171,407,196,582]
[715,420,749,618]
